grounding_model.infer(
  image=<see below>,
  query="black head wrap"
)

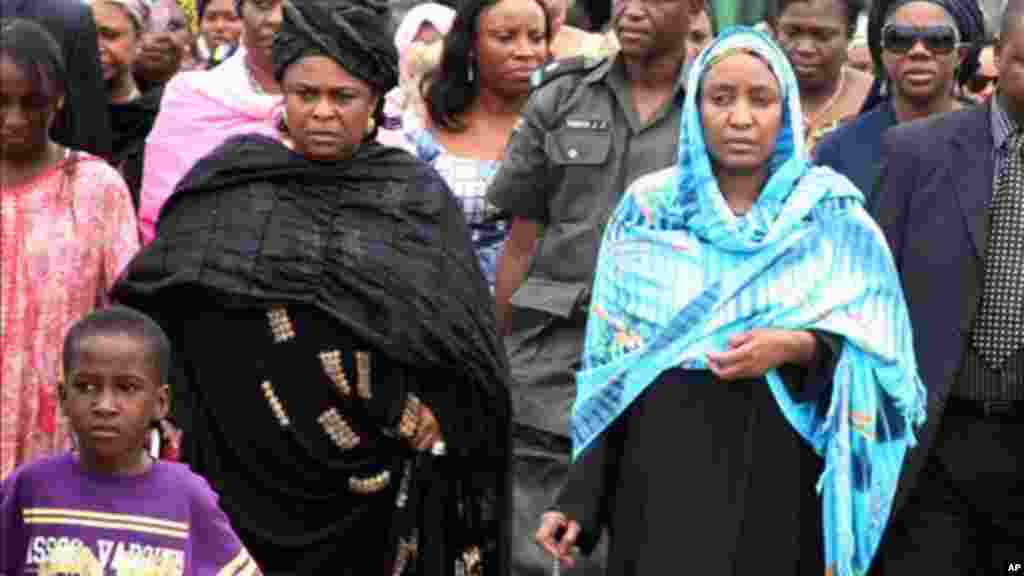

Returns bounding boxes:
[861,0,986,112]
[198,0,209,19]
[272,0,398,94]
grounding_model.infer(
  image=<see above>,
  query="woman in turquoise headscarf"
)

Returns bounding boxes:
[536,27,925,575]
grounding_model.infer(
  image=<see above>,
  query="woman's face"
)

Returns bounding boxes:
[880,2,963,107]
[475,0,549,100]
[135,0,190,82]
[93,1,141,84]
[701,52,783,175]
[774,0,850,92]
[0,56,61,162]
[200,0,243,51]
[240,0,284,67]
[282,55,378,162]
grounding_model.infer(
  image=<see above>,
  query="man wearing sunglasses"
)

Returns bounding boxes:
[870,0,1024,572]
[814,0,984,202]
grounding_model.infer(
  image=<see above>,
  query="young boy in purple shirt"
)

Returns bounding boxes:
[1,306,260,576]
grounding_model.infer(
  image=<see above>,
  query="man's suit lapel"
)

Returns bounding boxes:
[951,103,996,261]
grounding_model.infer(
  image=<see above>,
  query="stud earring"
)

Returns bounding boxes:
[467,62,475,83]
[367,116,376,133]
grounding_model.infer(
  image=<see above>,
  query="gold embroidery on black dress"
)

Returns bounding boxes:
[261,380,290,427]
[319,350,352,396]
[456,546,482,576]
[318,408,360,450]
[349,470,391,494]
[391,537,418,576]
[266,307,296,343]
[398,394,421,440]
[355,350,372,399]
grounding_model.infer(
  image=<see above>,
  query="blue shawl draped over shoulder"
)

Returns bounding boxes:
[572,27,926,575]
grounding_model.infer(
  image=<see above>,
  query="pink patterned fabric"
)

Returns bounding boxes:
[1,154,140,479]
[137,48,281,244]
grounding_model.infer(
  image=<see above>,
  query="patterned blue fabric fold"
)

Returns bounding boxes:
[572,27,926,576]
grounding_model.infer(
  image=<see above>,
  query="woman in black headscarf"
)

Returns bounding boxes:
[111,1,511,574]
[814,0,985,205]
[861,0,986,111]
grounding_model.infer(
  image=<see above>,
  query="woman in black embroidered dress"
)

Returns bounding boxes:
[110,0,511,573]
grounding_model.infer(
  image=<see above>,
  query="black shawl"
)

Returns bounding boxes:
[111,134,510,574]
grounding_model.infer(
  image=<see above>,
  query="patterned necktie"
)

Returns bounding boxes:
[973,131,1024,370]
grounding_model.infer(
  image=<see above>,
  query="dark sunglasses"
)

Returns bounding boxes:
[967,73,998,94]
[881,24,960,55]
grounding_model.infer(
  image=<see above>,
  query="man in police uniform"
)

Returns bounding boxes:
[486,0,704,572]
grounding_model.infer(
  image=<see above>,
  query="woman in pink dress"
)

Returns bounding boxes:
[137,0,284,245]
[0,19,140,479]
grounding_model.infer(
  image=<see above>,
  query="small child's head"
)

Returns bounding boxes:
[0,19,67,162]
[60,306,171,475]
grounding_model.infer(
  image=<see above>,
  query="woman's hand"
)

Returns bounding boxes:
[707,329,817,381]
[412,402,442,452]
[535,511,581,569]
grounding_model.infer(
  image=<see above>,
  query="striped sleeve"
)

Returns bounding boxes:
[189,474,261,575]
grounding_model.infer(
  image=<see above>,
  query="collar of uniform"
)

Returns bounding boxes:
[598,54,688,133]
[592,52,689,96]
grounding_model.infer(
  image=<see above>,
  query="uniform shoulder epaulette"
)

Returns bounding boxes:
[529,55,607,91]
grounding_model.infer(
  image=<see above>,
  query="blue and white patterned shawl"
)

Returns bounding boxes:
[572,27,926,575]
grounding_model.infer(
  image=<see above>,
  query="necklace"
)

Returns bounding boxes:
[803,67,846,133]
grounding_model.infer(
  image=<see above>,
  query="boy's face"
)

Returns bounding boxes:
[62,333,167,474]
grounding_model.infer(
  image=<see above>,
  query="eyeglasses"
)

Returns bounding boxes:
[881,24,960,55]
[967,73,998,94]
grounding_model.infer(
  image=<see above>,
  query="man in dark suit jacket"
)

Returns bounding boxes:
[870,2,1024,572]
[815,0,985,203]
[2,0,112,158]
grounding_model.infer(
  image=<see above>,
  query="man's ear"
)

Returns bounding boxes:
[155,384,170,420]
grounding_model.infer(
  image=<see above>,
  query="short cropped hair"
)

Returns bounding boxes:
[62,306,172,386]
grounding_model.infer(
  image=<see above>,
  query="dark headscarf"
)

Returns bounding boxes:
[272,0,398,94]
[861,0,986,112]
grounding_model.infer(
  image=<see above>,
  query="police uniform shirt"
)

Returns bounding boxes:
[486,54,687,437]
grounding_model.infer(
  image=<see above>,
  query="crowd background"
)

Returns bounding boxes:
[2,0,1022,574]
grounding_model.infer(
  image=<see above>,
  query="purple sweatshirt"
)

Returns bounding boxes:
[1,452,258,575]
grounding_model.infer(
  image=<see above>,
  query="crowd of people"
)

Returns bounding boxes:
[0,0,1021,573]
